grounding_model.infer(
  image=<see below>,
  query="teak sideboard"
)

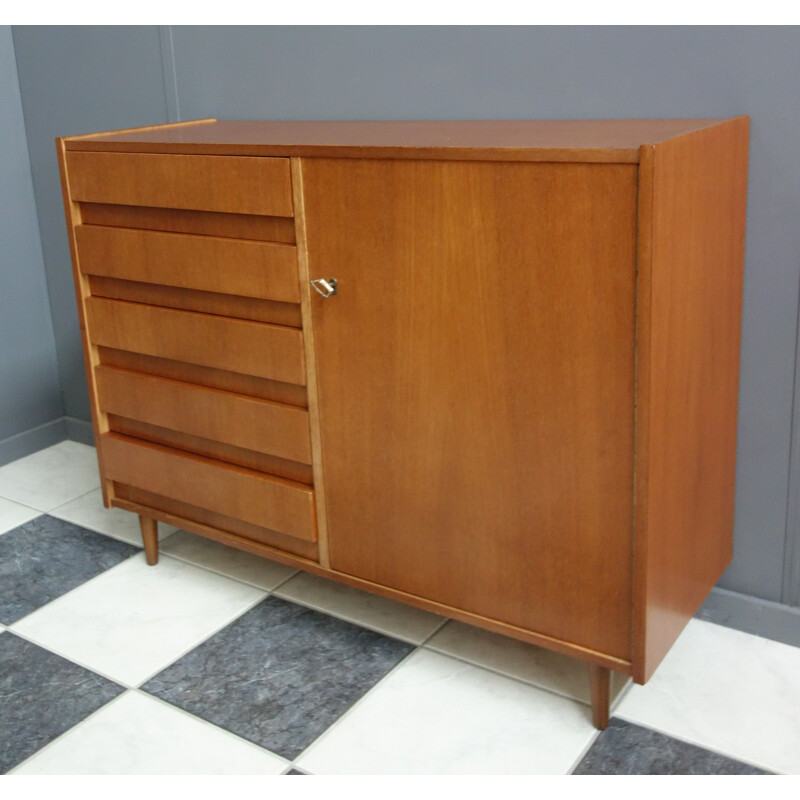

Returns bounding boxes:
[57,118,749,729]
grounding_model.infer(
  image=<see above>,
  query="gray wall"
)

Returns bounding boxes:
[12,26,170,424]
[0,26,63,463]
[9,26,800,633]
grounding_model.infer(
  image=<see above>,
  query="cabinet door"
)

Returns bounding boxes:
[302,159,637,659]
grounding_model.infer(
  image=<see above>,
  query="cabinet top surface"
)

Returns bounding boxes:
[63,118,743,163]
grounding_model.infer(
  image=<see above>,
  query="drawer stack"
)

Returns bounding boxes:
[64,151,318,559]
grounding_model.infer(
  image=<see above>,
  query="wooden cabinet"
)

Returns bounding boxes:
[57,118,749,729]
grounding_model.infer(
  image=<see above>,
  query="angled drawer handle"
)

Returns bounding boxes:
[310,278,338,298]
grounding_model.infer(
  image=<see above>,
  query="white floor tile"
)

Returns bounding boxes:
[274,571,444,644]
[12,554,266,686]
[50,488,179,546]
[616,619,800,774]
[13,691,287,774]
[0,442,100,511]
[427,620,630,705]
[0,497,40,535]
[296,648,596,774]
[161,530,297,590]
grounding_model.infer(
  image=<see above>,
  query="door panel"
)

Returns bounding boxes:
[302,158,637,659]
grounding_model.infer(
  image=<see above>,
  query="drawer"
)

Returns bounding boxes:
[115,485,319,561]
[76,226,300,304]
[86,298,306,385]
[95,365,312,465]
[101,433,317,542]
[66,151,293,217]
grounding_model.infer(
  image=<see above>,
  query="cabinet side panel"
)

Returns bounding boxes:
[634,118,749,682]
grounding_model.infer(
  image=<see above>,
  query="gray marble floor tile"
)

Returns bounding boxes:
[572,718,772,775]
[142,596,414,760]
[0,631,124,773]
[0,515,139,624]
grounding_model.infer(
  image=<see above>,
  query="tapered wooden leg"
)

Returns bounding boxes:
[589,664,610,730]
[139,515,159,565]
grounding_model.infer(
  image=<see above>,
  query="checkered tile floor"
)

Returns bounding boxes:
[1,441,796,774]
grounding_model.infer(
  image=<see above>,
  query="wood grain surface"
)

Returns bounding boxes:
[633,117,749,682]
[108,416,313,484]
[77,225,300,303]
[95,365,313,464]
[115,486,319,560]
[66,151,293,216]
[56,138,115,505]
[88,276,303,328]
[85,297,307,385]
[80,203,296,243]
[101,433,317,542]
[64,118,731,163]
[291,157,332,569]
[97,347,308,408]
[303,157,638,659]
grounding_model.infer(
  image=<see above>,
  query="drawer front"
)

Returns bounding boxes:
[101,433,317,542]
[86,298,306,385]
[95,365,312,464]
[115,485,319,561]
[77,226,300,304]
[66,151,293,217]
